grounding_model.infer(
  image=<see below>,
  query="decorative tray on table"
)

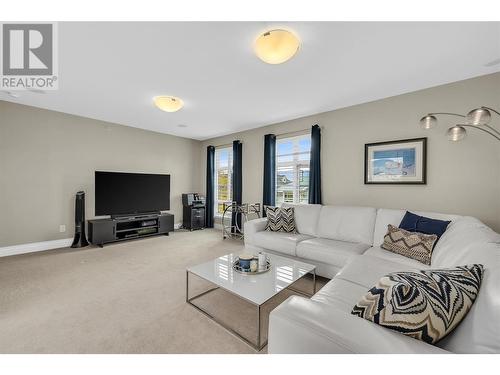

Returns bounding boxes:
[232,256,271,275]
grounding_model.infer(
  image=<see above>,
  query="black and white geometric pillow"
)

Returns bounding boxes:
[265,206,296,233]
[351,264,484,344]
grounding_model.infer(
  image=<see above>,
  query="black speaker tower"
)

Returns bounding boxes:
[71,191,89,248]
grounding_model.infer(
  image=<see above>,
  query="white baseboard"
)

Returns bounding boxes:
[1,223,183,258]
[0,238,73,258]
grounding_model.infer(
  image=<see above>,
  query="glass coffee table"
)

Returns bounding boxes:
[186,253,316,350]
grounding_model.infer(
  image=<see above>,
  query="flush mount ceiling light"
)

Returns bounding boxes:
[419,106,500,142]
[254,29,300,64]
[153,96,184,112]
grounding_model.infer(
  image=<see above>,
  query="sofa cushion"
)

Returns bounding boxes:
[432,217,500,268]
[252,231,312,256]
[296,238,370,268]
[373,209,462,247]
[281,203,322,236]
[265,206,296,233]
[340,251,498,352]
[316,206,376,245]
[312,278,368,313]
[352,264,484,345]
[336,254,422,289]
[436,242,500,353]
[269,295,449,354]
[381,224,437,265]
[312,254,425,316]
[364,246,431,269]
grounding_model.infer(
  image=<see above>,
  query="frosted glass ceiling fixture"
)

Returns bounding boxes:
[153,96,184,112]
[254,29,300,64]
[419,106,500,142]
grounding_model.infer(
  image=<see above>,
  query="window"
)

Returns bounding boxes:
[215,147,233,215]
[276,133,311,205]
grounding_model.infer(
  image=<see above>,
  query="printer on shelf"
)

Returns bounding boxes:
[182,193,205,208]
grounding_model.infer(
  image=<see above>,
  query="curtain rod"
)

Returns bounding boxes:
[212,125,321,148]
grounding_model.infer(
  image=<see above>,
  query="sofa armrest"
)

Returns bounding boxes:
[268,296,449,354]
[244,217,267,246]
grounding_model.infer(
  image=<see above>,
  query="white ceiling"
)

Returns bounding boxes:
[1,22,499,140]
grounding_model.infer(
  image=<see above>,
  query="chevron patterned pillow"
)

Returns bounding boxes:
[265,206,296,233]
[351,264,484,344]
[381,224,437,265]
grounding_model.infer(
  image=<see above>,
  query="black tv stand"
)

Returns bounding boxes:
[88,213,174,247]
[111,211,161,220]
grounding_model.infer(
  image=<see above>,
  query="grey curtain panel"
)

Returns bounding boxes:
[308,124,322,204]
[205,145,215,228]
[262,134,276,216]
[231,140,243,231]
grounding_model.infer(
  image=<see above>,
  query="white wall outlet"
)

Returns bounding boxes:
[59,225,66,233]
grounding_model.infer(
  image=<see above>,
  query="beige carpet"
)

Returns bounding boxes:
[0,229,326,354]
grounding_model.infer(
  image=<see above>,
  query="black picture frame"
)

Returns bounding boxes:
[364,137,427,185]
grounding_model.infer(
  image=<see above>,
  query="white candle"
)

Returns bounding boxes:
[258,252,267,269]
[250,259,258,272]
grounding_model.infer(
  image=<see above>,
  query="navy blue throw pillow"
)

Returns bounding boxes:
[399,211,420,232]
[399,211,451,239]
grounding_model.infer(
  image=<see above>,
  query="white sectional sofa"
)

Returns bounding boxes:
[244,204,500,353]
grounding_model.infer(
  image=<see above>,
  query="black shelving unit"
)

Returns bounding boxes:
[88,213,174,247]
[183,206,205,231]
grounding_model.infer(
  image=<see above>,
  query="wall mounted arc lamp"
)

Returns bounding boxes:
[419,106,500,142]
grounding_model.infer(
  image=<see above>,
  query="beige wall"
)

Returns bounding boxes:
[0,101,201,247]
[201,73,500,232]
[2,72,499,248]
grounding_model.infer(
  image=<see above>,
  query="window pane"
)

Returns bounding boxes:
[276,133,311,205]
[215,147,233,216]
[299,166,309,187]
[299,188,308,204]
[277,166,295,186]
[276,191,284,205]
[277,141,294,163]
[217,169,229,200]
[298,138,311,161]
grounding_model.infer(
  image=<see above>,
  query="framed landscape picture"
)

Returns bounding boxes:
[364,137,427,184]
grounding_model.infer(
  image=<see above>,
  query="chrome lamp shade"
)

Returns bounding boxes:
[420,115,437,129]
[419,107,500,143]
[466,108,492,126]
[447,126,467,142]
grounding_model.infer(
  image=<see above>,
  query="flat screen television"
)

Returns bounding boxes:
[95,171,170,216]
